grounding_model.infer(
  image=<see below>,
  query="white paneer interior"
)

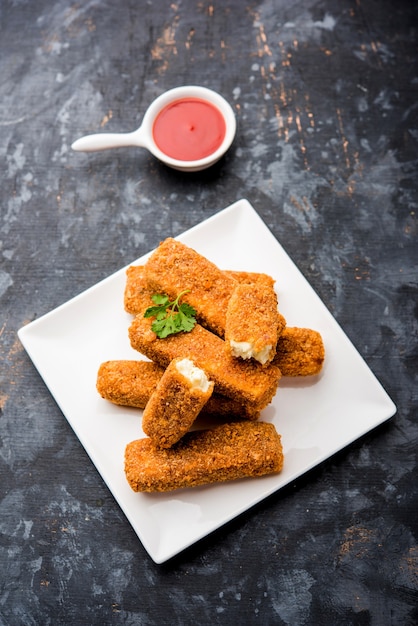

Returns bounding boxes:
[176,358,211,392]
[230,340,273,365]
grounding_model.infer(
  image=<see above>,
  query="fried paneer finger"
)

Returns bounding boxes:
[125,421,284,493]
[273,327,325,376]
[97,360,162,408]
[224,271,276,289]
[125,265,278,317]
[144,238,237,337]
[225,281,284,365]
[124,265,151,314]
[128,314,281,410]
[96,360,261,420]
[142,358,214,448]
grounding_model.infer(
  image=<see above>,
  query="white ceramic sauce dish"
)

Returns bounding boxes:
[71,86,236,172]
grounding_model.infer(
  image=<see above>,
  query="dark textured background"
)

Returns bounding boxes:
[1,0,417,624]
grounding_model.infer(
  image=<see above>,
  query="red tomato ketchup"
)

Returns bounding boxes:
[152,98,226,161]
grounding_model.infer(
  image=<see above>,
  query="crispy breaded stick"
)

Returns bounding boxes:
[97,360,162,407]
[125,265,278,316]
[225,281,284,365]
[128,314,281,410]
[273,327,325,376]
[124,265,149,314]
[142,358,214,448]
[125,421,284,492]
[96,360,261,420]
[144,238,237,337]
[224,270,276,289]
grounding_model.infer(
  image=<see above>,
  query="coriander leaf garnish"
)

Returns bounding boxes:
[144,290,197,338]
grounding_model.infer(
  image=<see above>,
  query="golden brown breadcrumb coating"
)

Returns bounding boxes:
[124,265,154,315]
[125,265,278,317]
[96,360,162,407]
[144,238,237,337]
[124,421,284,492]
[96,360,261,420]
[224,270,276,289]
[273,327,325,376]
[225,281,283,365]
[128,314,281,410]
[142,358,214,448]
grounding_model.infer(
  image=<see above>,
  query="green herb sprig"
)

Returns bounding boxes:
[144,290,197,338]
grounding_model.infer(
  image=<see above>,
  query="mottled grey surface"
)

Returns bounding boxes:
[1,0,417,624]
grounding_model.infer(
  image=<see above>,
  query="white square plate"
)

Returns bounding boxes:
[18,199,396,563]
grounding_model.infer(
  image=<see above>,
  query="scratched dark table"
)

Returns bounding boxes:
[1,0,417,624]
